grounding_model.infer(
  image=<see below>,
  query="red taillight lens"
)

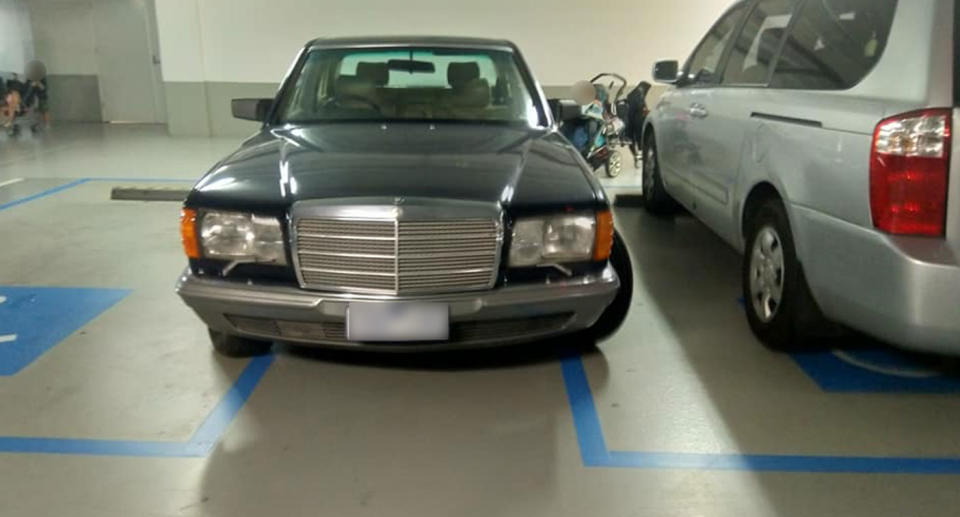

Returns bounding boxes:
[870,109,951,237]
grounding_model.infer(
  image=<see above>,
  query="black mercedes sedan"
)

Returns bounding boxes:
[175,36,632,356]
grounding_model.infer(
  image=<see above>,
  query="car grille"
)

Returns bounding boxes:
[293,217,501,294]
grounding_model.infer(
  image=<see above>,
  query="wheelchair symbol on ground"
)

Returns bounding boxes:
[791,347,960,393]
[0,296,15,344]
[0,286,129,376]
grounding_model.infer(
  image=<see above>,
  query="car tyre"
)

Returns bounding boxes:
[587,231,633,342]
[640,133,677,214]
[208,328,273,357]
[742,198,824,351]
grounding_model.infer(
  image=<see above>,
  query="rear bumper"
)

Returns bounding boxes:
[792,205,960,354]
[175,266,620,351]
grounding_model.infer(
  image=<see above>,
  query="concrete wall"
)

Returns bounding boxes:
[28,0,102,122]
[0,0,33,76]
[157,0,734,136]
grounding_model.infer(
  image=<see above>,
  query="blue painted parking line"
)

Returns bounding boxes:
[0,354,274,457]
[0,176,274,457]
[561,355,960,474]
[0,286,130,375]
[0,178,90,212]
[0,177,197,214]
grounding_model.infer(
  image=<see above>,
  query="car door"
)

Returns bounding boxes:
[682,0,798,246]
[654,2,751,207]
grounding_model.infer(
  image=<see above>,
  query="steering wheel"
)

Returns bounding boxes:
[333,95,382,115]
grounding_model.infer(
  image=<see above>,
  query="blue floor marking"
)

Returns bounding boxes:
[0,355,274,457]
[0,286,131,375]
[0,177,197,214]
[791,350,960,393]
[0,178,90,212]
[562,355,960,474]
[0,176,272,457]
[738,296,960,393]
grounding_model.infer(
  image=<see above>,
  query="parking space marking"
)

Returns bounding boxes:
[0,354,274,457]
[562,355,960,474]
[0,296,13,343]
[0,178,24,189]
[0,177,197,213]
[0,286,131,375]
[0,178,90,212]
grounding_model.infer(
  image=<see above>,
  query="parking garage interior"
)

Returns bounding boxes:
[2,1,960,516]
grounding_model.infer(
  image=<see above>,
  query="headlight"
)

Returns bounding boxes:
[198,210,287,265]
[509,213,600,267]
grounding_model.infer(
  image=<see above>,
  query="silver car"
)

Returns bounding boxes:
[643,0,959,353]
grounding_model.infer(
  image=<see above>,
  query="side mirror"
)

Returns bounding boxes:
[652,60,680,85]
[547,98,581,123]
[231,98,273,122]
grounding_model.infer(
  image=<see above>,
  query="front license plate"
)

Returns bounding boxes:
[347,303,449,342]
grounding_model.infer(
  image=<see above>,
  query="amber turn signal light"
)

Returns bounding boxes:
[594,210,614,261]
[180,208,201,259]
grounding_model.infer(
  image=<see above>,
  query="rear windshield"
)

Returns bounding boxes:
[770,0,898,90]
[276,47,543,126]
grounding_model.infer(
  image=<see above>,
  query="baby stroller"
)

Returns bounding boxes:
[562,74,629,178]
[2,76,44,137]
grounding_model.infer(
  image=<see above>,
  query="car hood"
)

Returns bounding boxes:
[186,123,604,215]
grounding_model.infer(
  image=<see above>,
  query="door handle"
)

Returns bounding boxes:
[689,104,709,119]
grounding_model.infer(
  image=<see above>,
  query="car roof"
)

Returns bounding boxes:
[306,36,517,51]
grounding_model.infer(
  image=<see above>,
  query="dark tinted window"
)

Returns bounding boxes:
[770,0,898,90]
[722,0,796,85]
[684,4,749,85]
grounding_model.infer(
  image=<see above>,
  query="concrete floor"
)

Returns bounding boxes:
[2,124,960,516]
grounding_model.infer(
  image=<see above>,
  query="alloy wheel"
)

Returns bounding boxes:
[749,225,785,323]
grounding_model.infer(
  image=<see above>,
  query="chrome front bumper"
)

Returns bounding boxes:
[175,266,620,351]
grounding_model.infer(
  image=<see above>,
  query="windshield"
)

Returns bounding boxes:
[276,46,543,126]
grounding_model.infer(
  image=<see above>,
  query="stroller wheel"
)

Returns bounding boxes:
[605,149,623,178]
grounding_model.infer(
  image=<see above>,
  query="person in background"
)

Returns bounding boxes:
[23,61,49,127]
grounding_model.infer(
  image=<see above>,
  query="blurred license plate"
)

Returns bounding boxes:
[347,303,449,342]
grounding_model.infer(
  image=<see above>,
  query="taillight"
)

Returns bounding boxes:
[870,109,951,237]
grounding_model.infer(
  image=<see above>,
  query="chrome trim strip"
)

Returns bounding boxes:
[399,268,493,277]
[299,250,396,259]
[394,218,400,293]
[297,233,397,241]
[300,267,396,277]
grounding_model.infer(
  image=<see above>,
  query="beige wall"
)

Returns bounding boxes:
[0,0,33,75]
[158,0,732,85]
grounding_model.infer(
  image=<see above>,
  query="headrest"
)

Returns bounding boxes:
[356,62,388,86]
[449,78,491,108]
[757,28,785,64]
[447,62,480,89]
[335,75,376,99]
